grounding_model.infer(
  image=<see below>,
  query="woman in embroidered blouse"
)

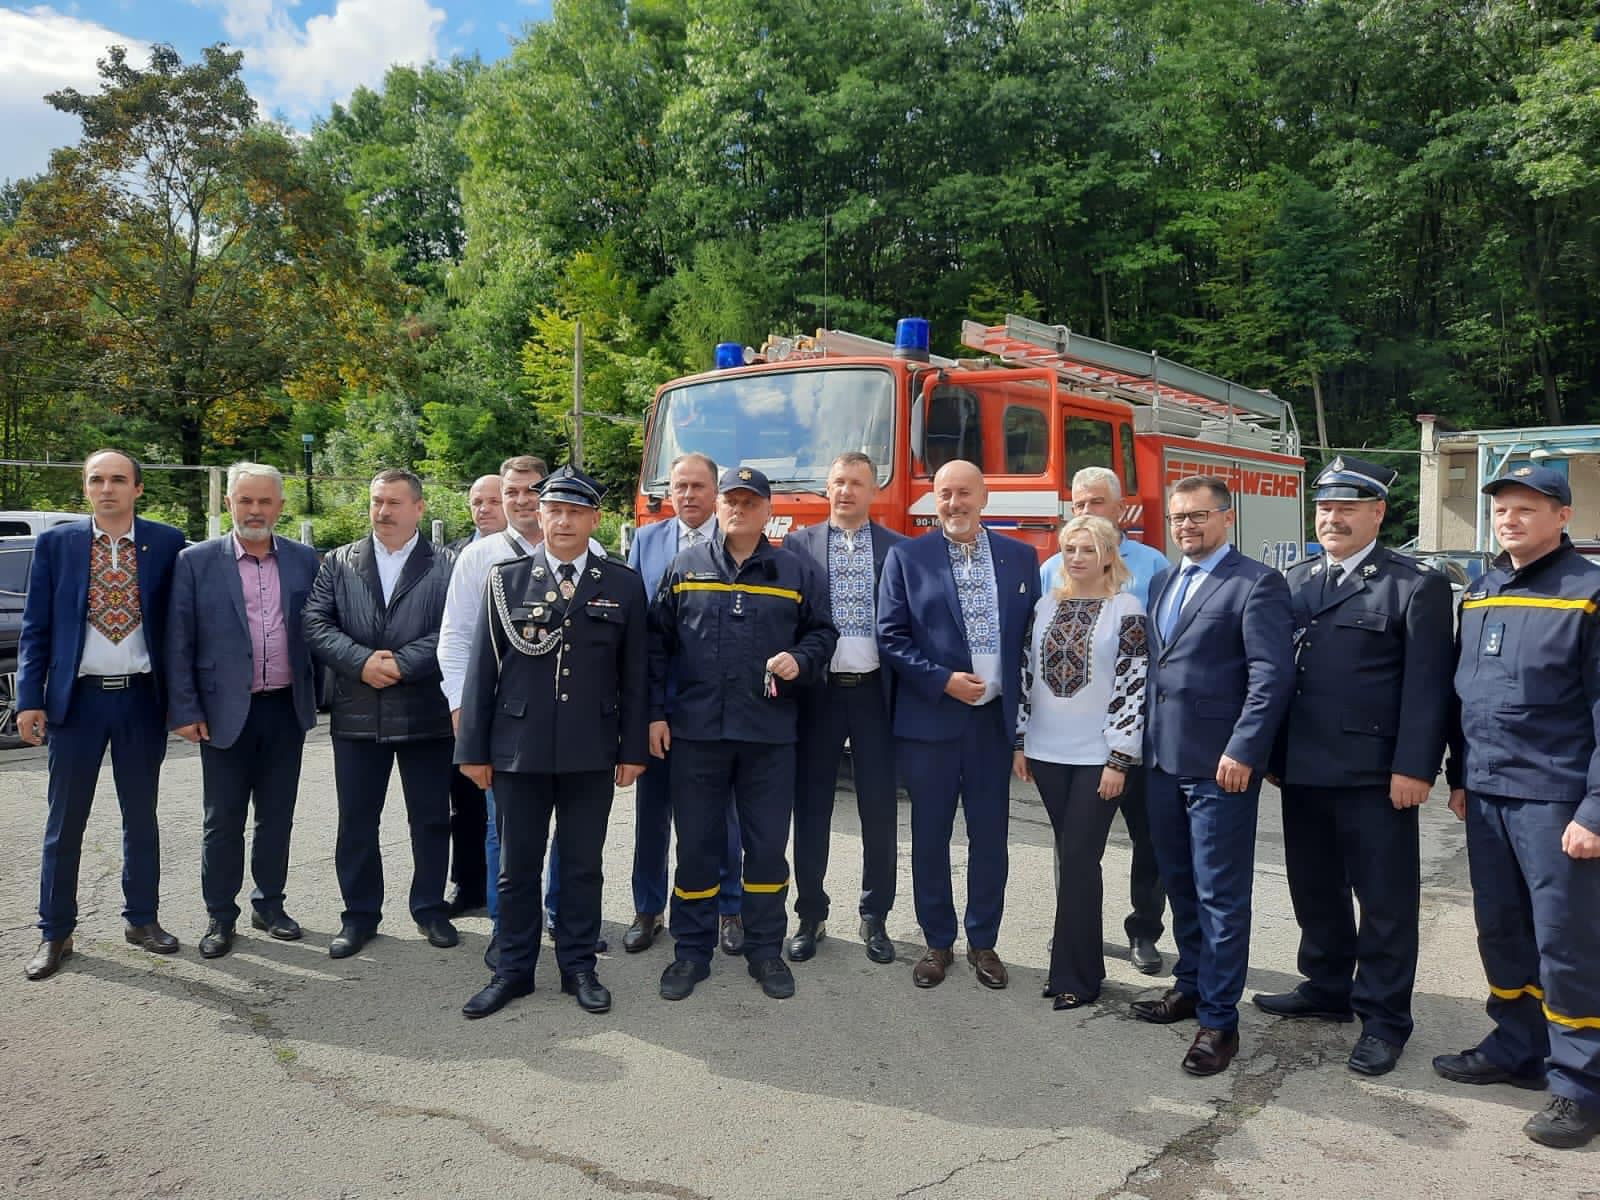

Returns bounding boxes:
[1014,515,1150,1010]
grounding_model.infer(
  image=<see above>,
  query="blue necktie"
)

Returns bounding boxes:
[1160,565,1201,643]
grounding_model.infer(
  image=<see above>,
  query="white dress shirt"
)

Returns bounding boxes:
[373,530,420,605]
[78,519,153,677]
[438,528,539,711]
[677,514,716,551]
[1324,538,1377,580]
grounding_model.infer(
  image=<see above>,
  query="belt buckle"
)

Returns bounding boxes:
[102,675,130,691]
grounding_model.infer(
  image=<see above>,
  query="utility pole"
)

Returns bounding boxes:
[571,320,584,469]
[302,432,316,515]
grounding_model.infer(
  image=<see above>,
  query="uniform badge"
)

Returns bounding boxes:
[589,566,602,580]
[738,467,753,481]
[1512,466,1533,477]
[1361,563,1377,578]
[1329,456,1345,473]
[545,590,558,602]
[1483,623,1504,656]
[523,624,537,639]
[532,566,547,580]
[1310,562,1323,576]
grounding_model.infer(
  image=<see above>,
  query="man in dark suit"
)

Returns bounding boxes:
[443,472,507,916]
[784,451,905,965]
[1258,456,1454,1076]
[166,462,323,959]
[878,459,1040,990]
[456,467,649,1018]
[1132,475,1294,1076]
[303,468,459,959]
[18,449,187,980]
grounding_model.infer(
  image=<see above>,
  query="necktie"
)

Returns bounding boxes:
[1160,565,1200,644]
[682,525,703,550]
[88,533,141,643]
[558,561,577,601]
[1322,561,1345,606]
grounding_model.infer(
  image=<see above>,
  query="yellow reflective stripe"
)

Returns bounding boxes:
[742,878,790,894]
[672,581,802,603]
[1461,596,1597,614]
[673,884,720,901]
[1489,982,1545,1001]
[1544,1003,1600,1031]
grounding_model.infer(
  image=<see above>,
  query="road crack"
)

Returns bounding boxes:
[895,1129,1074,1199]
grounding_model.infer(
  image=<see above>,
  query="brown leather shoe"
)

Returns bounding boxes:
[966,946,1008,989]
[623,912,664,953]
[1131,987,1199,1024]
[913,947,955,988]
[1182,1027,1240,1076]
[25,936,72,981]
[125,922,180,954]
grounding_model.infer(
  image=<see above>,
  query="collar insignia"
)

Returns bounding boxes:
[589,566,602,579]
[1361,563,1377,578]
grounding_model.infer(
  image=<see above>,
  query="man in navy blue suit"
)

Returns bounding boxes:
[878,459,1040,990]
[167,463,322,959]
[18,449,187,981]
[1132,475,1294,1076]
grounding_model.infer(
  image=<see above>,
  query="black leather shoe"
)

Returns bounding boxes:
[1053,992,1095,1011]
[251,907,302,941]
[1254,989,1355,1022]
[859,916,895,964]
[787,919,825,962]
[562,971,612,1014]
[1131,987,1199,1024]
[463,975,533,1018]
[417,916,460,948]
[749,956,796,999]
[1524,1096,1600,1149]
[199,919,235,959]
[125,922,180,954]
[1129,937,1163,975]
[719,915,745,956]
[1432,1048,1547,1090]
[445,885,486,918]
[24,936,72,981]
[329,924,374,959]
[1348,1034,1403,1076]
[1182,1027,1240,1076]
[483,934,500,972]
[623,912,663,953]
[660,958,710,1001]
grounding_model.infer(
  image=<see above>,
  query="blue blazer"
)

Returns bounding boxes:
[17,516,186,726]
[629,517,722,600]
[877,529,1040,743]
[166,533,321,749]
[784,519,905,712]
[1144,545,1294,776]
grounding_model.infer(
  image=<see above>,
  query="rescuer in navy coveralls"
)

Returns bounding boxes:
[648,466,838,1002]
[1435,464,1600,1150]
[455,467,649,1019]
[1258,456,1454,1078]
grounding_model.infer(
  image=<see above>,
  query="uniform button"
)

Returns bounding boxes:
[564,619,572,627]
[560,693,568,701]
[562,668,571,676]
[1310,619,1318,626]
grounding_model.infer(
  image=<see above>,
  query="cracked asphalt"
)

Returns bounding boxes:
[1,730,1595,1199]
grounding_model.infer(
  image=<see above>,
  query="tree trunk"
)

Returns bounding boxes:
[1535,337,1562,426]
[1311,369,1330,459]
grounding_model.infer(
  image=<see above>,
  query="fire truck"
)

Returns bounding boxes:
[634,313,1306,569]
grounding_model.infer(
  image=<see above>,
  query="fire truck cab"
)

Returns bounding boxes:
[635,314,1305,570]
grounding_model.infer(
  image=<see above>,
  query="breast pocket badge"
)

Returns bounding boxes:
[1482,622,1504,657]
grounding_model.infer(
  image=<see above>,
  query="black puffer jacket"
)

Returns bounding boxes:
[303,534,455,742]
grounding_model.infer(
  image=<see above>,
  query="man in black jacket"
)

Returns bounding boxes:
[303,469,459,959]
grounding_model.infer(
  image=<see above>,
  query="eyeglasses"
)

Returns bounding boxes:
[1166,508,1231,527]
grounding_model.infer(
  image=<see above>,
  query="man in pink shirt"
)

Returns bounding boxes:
[166,463,323,958]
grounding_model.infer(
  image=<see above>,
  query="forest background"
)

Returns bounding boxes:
[1,0,1596,544]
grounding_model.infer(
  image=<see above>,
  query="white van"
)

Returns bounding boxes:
[0,511,82,537]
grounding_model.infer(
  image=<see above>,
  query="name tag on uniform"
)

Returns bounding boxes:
[1483,622,1504,656]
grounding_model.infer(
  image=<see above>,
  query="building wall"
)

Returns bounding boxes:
[1570,455,1600,541]
[1437,446,1478,549]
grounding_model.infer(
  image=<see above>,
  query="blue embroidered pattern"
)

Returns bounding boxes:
[947,532,1000,654]
[828,525,875,638]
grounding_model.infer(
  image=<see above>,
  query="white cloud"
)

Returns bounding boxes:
[211,0,446,121]
[0,6,153,182]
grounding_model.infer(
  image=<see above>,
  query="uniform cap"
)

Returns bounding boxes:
[1482,464,1572,506]
[538,465,604,509]
[1313,455,1396,502]
[718,465,771,499]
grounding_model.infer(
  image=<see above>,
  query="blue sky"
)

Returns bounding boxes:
[0,1,553,183]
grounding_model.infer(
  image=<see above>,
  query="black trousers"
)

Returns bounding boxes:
[447,766,488,900]
[1281,782,1420,1046]
[793,675,898,923]
[1032,759,1120,998]
[1119,766,1167,942]
[494,769,615,985]
[332,736,453,930]
[199,690,306,924]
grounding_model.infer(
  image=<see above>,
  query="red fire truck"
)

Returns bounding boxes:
[634,313,1306,569]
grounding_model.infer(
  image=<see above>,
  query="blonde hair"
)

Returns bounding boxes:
[1051,514,1130,599]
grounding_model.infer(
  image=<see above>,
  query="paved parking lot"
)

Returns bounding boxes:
[0,730,1594,1198]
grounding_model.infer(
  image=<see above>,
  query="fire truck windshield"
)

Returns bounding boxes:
[643,366,894,492]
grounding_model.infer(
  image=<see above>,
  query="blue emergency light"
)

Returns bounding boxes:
[894,317,930,362]
[714,342,744,369]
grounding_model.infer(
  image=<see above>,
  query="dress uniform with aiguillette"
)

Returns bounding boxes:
[455,468,648,1013]
[1263,456,1454,1071]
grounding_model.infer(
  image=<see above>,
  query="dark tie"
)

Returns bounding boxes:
[1160,565,1200,643]
[1322,561,1345,606]
[558,561,577,600]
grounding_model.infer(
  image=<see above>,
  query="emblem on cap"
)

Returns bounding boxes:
[1512,466,1532,477]
[738,468,753,481]
[1329,456,1344,473]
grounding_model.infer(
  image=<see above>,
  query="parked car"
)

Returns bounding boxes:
[0,534,35,748]
[0,511,80,537]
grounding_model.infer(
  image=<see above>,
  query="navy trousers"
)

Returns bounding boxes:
[1467,792,1600,1107]
[793,674,898,923]
[900,701,1011,950]
[199,689,305,925]
[1119,767,1167,942]
[447,766,488,900]
[1146,768,1260,1032]
[1281,782,1419,1047]
[38,677,166,939]
[484,788,558,927]
[493,769,614,985]
[631,745,743,918]
[669,739,791,965]
[332,736,452,930]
